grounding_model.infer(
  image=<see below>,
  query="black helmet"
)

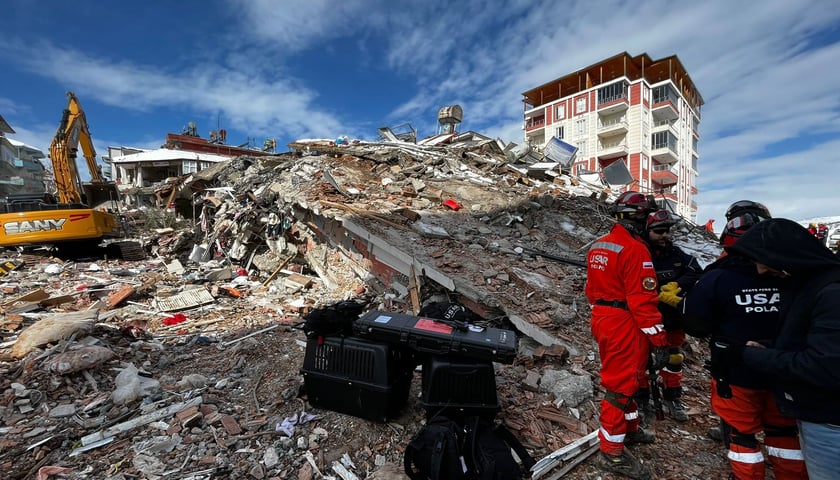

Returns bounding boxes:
[646,209,677,230]
[720,213,765,247]
[613,191,657,221]
[725,200,771,221]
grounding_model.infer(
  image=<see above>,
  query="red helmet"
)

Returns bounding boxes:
[647,209,677,230]
[720,213,764,247]
[725,200,771,221]
[613,191,656,220]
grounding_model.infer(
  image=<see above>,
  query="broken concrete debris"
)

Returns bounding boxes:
[0,134,726,478]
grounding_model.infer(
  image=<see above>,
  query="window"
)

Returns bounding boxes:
[555,126,565,140]
[597,82,628,105]
[575,97,587,114]
[577,140,587,158]
[555,104,565,120]
[575,118,587,136]
[183,160,197,174]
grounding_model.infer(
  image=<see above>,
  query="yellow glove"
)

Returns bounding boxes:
[668,352,685,366]
[658,282,683,308]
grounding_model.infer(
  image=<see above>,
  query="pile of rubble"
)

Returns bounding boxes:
[1,136,728,479]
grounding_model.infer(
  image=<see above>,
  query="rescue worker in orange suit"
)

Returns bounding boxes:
[586,191,667,480]
[636,210,702,423]
[659,201,807,480]
[807,223,817,237]
[816,223,827,242]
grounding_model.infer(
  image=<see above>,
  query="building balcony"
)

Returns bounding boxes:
[597,139,629,160]
[597,117,629,138]
[690,200,698,211]
[597,94,629,115]
[651,143,679,165]
[652,119,678,136]
[651,164,678,185]
[661,192,678,203]
[651,99,679,121]
[691,186,699,195]
[525,116,546,132]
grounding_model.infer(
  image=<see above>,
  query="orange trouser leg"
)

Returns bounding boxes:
[712,381,766,479]
[761,396,807,480]
[592,308,648,455]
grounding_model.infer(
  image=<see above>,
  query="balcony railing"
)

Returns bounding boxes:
[598,93,628,106]
[652,163,678,185]
[525,116,545,131]
[599,117,628,129]
[652,163,677,173]
[597,117,629,137]
[597,140,629,159]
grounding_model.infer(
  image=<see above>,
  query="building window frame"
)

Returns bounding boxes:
[575,97,587,114]
[555,104,565,120]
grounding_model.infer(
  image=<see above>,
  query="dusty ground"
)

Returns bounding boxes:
[0,269,742,479]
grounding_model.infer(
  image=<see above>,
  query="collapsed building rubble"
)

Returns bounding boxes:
[0,134,728,479]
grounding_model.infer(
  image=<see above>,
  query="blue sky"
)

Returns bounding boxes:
[2,0,840,228]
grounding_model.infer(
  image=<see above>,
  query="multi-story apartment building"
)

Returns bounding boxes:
[522,52,703,220]
[0,114,49,203]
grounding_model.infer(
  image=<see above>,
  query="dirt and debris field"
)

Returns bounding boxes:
[1,138,739,479]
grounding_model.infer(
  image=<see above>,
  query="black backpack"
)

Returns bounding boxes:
[302,300,366,338]
[404,416,466,480]
[404,415,535,480]
[462,416,535,480]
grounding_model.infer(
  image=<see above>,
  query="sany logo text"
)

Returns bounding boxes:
[3,219,67,235]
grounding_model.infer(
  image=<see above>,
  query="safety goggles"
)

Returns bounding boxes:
[726,200,770,221]
[650,227,671,235]
[649,210,671,222]
[725,213,760,231]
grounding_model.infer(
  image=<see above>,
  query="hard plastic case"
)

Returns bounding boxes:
[421,354,500,419]
[353,310,517,364]
[300,335,414,422]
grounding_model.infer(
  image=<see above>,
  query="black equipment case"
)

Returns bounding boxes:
[353,310,517,364]
[300,335,414,422]
[421,355,500,419]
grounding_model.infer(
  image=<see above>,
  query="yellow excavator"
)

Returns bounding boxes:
[0,92,143,259]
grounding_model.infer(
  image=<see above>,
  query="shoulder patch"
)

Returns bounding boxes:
[642,276,657,291]
[642,261,654,269]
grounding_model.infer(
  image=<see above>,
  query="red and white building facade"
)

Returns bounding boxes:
[522,52,703,220]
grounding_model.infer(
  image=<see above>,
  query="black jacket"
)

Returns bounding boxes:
[649,242,702,330]
[680,253,786,389]
[731,218,840,423]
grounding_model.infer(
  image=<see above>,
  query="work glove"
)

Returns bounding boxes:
[668,351,685,367]
[658,282,683,308]
[651,347,670,371]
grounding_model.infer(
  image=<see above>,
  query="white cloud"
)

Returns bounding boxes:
[3,40,347,141]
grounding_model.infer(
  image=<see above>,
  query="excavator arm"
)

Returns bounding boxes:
[48,92,105,204]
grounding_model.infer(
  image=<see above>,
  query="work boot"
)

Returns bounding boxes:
[597,450,652,480]
[637,401,655,427]
[666,398,689,422]
[708,426,723,442]
[625,427,656,446]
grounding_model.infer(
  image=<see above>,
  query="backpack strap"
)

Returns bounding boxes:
[403,418,453,480]
[493,422,536,470]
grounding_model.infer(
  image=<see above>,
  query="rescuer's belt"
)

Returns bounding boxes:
[594,299,629,310]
